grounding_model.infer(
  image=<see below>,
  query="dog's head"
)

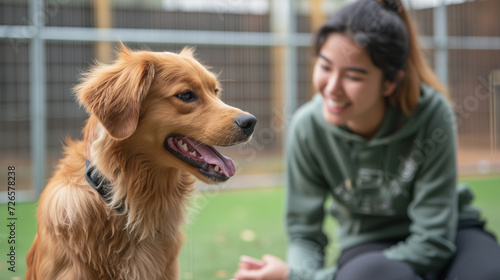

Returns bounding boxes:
[75,44,256,183]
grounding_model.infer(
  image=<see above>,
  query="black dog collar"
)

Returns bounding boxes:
[85,160,123,211]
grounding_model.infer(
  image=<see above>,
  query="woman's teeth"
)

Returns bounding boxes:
[327,99,348,108]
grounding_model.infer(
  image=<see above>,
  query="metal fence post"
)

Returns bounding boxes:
[285,0,298,119]
[434,0,448,87]
[270,0,298,152]
[29,0,46,197]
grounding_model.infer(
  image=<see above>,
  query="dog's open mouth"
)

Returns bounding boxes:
[164,135,236,182]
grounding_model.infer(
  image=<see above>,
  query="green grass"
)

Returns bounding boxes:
[460,176,500,236]
[1,176,499,279]
[178,188,288,279]
[0,201,38,279]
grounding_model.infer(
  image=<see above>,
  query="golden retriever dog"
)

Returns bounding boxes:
[25,44,256,280]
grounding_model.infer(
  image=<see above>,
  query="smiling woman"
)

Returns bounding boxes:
[313,33,397,139]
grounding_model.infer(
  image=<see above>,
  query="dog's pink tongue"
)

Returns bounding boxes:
[189,141,236,177]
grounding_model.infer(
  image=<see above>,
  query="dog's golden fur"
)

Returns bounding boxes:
[26,45,254,280]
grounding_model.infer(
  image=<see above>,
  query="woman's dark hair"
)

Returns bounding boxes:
[314,0,448,114]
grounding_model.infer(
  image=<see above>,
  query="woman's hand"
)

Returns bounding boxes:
[233,255,289,280]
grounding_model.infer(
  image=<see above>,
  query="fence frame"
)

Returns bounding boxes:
[1,0,499,201]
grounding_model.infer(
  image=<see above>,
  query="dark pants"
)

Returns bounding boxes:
[335,225,500,280]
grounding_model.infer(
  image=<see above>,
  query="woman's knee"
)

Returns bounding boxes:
[446,264,500,280]
[481,266,500,280]
[443,228,500,280]
[336,252,420,280]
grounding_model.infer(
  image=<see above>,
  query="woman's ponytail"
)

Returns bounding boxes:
[387,0,449,113]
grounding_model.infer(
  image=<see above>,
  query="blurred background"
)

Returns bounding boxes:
[1,0,500,200]
[0,0,499,279]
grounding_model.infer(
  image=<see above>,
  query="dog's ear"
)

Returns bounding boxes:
[75,44,155,140]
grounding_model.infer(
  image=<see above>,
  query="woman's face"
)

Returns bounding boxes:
[313,33,396,139]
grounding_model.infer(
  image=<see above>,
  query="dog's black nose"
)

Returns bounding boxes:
[235,114,257,136]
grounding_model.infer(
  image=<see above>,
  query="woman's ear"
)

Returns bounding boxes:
[383,70,405,97]
[75,45,155,140]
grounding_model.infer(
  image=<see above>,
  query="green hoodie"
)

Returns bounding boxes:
[285,84,480,279]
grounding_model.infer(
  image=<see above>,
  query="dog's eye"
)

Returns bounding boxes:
[177,91,197,102]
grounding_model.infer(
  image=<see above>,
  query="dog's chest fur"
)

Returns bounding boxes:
[38,140,187,279]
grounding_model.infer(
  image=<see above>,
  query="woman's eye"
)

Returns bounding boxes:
[320,64,331,71]
[177,91,197,102]
[346,75,362,81]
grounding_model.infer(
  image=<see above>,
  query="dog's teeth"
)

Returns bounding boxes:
[214,165,220,172]
[176,140,189,152]
[190,151,197,157]
[199,156,204,159]
[181,143,188,152]
[177,140,183,148]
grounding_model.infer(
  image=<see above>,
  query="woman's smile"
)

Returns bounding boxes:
[324,99,351,114]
